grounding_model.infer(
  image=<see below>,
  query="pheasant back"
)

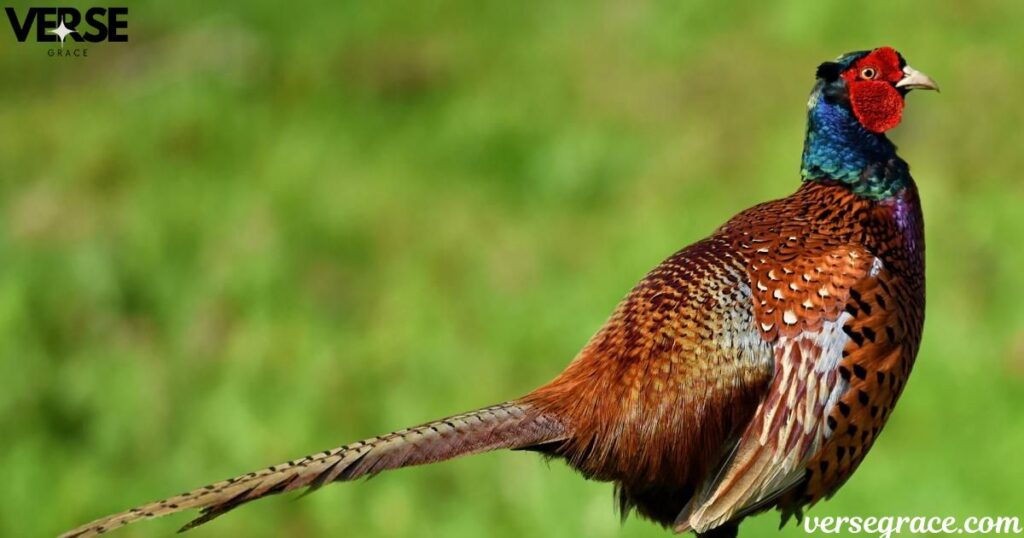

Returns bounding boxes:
[526,179,924,532]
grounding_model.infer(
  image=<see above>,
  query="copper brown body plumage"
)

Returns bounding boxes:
[526,179,925,535]
[62,46,937,538]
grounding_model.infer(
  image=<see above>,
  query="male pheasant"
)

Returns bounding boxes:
[62,46,937,538]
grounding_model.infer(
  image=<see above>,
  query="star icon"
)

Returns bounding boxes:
[50,18,76,47]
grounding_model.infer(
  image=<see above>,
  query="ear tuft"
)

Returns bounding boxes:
[816,62,841,81]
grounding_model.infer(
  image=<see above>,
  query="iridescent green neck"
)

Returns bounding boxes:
[800,87,910,200]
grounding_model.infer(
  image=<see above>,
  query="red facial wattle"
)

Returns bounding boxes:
[843,47,905,133]
[848,81,903,133]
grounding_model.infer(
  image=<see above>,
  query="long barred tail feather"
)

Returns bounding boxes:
[61,402,565,538]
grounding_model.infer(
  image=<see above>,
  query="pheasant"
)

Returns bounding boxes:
[62,46,937,538]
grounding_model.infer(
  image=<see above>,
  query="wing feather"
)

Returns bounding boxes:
[677,244,876,533]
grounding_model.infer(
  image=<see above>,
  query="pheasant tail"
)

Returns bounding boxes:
[61,402,566,538]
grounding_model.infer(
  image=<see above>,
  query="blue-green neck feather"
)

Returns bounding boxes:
[800,85,910,200]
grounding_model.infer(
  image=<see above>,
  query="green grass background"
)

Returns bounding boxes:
[2,1,1023,536]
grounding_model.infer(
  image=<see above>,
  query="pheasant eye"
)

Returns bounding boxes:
[860,67,877,80]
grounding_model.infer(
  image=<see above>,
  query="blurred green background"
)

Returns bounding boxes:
[2,1,1023,537]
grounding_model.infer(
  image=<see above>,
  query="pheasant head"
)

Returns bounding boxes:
[801,46,938,199]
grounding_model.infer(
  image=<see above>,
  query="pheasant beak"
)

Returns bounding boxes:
[895,66,940,92]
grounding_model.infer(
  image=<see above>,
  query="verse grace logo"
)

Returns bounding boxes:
[4,6,127,57]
